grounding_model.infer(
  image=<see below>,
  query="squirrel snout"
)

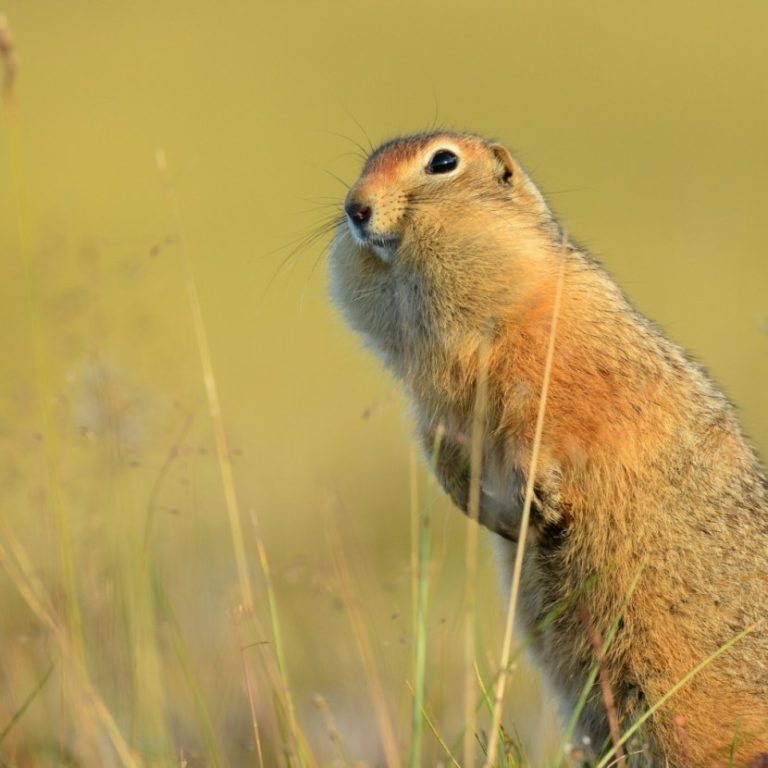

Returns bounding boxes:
[342,188,400,260]
[344,198,372,228]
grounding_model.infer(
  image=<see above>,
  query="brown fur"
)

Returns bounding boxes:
[328,131,768,766]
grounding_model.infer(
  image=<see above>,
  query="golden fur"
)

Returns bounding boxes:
[328,131,768,766]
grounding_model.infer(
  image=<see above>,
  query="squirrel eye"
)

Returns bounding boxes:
[426,149,459,175]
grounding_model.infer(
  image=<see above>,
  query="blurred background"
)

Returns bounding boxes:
[0,1,766,766]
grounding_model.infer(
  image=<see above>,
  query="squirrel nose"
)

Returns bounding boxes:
[344,199,372,227]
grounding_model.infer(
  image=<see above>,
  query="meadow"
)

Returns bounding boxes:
[0,2,766,765]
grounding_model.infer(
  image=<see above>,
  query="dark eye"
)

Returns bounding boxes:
[426,149,459,174]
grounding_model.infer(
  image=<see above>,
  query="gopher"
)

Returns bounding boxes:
[328,131,768,766]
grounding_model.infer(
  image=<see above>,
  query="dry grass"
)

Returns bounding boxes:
[0,14,762,768]
[0,58,551,756]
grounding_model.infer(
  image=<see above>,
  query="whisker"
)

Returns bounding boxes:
[322,167,352,191]
[290,200,343,216]
[320,129,369,162]
[259,216,342,305]
[426,92,442,135]
[336,102,375,153]
[299,238,334,312]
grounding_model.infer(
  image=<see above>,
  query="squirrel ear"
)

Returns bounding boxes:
[489,143,517,185]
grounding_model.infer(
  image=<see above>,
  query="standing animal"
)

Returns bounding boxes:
[328,131,768,766]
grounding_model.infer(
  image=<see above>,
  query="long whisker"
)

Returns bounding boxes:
[322,167,351,191]
[259,216,342,305]
[320,129,369,162]
[336,102,375,153]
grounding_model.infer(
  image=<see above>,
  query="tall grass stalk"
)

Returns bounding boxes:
[128,555,171,759]
[482,250,567,768]
[0,532,141,766]
[313,694,356,768]
[0,661,54,746]
[405,680,461,768]
[408,447,421,755]
[251,509,309,768]
[152,570,225,767]
[555,566,644,766]
[155,147,254,613]
[1,14,86,667]
[409,446,419,664]
[410,425,444,768]
[464,341,490,768]
[579,603,626,766]
[87,360,171,758]
[328,522,401,768]
[594,623,756,768]
[447,661,498,760]
[236,621,266,768]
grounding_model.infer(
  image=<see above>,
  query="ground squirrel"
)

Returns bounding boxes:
[328,131,768,766]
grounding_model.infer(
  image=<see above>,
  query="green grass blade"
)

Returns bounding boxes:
[151,567,225,768]
[156,148,254,614]
[594,623,756,768]
[251,509,309,768]
[410,427,443,768]
[0,661,56,745]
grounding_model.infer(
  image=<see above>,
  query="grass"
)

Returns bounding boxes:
[0,82,555,757]
[482,246,565,768]
[0,16,762,768]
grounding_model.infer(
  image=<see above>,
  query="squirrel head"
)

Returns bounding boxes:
[329,131,561,373]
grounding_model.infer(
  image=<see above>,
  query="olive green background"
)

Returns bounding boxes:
[0,1,766,765]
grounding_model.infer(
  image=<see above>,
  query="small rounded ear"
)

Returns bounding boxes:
[490,143,517,185]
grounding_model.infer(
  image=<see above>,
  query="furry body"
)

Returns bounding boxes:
[328,132,768,765]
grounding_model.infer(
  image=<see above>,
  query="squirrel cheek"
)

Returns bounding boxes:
[369,194,406,233]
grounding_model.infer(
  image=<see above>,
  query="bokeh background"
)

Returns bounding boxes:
[0,1,766,766]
